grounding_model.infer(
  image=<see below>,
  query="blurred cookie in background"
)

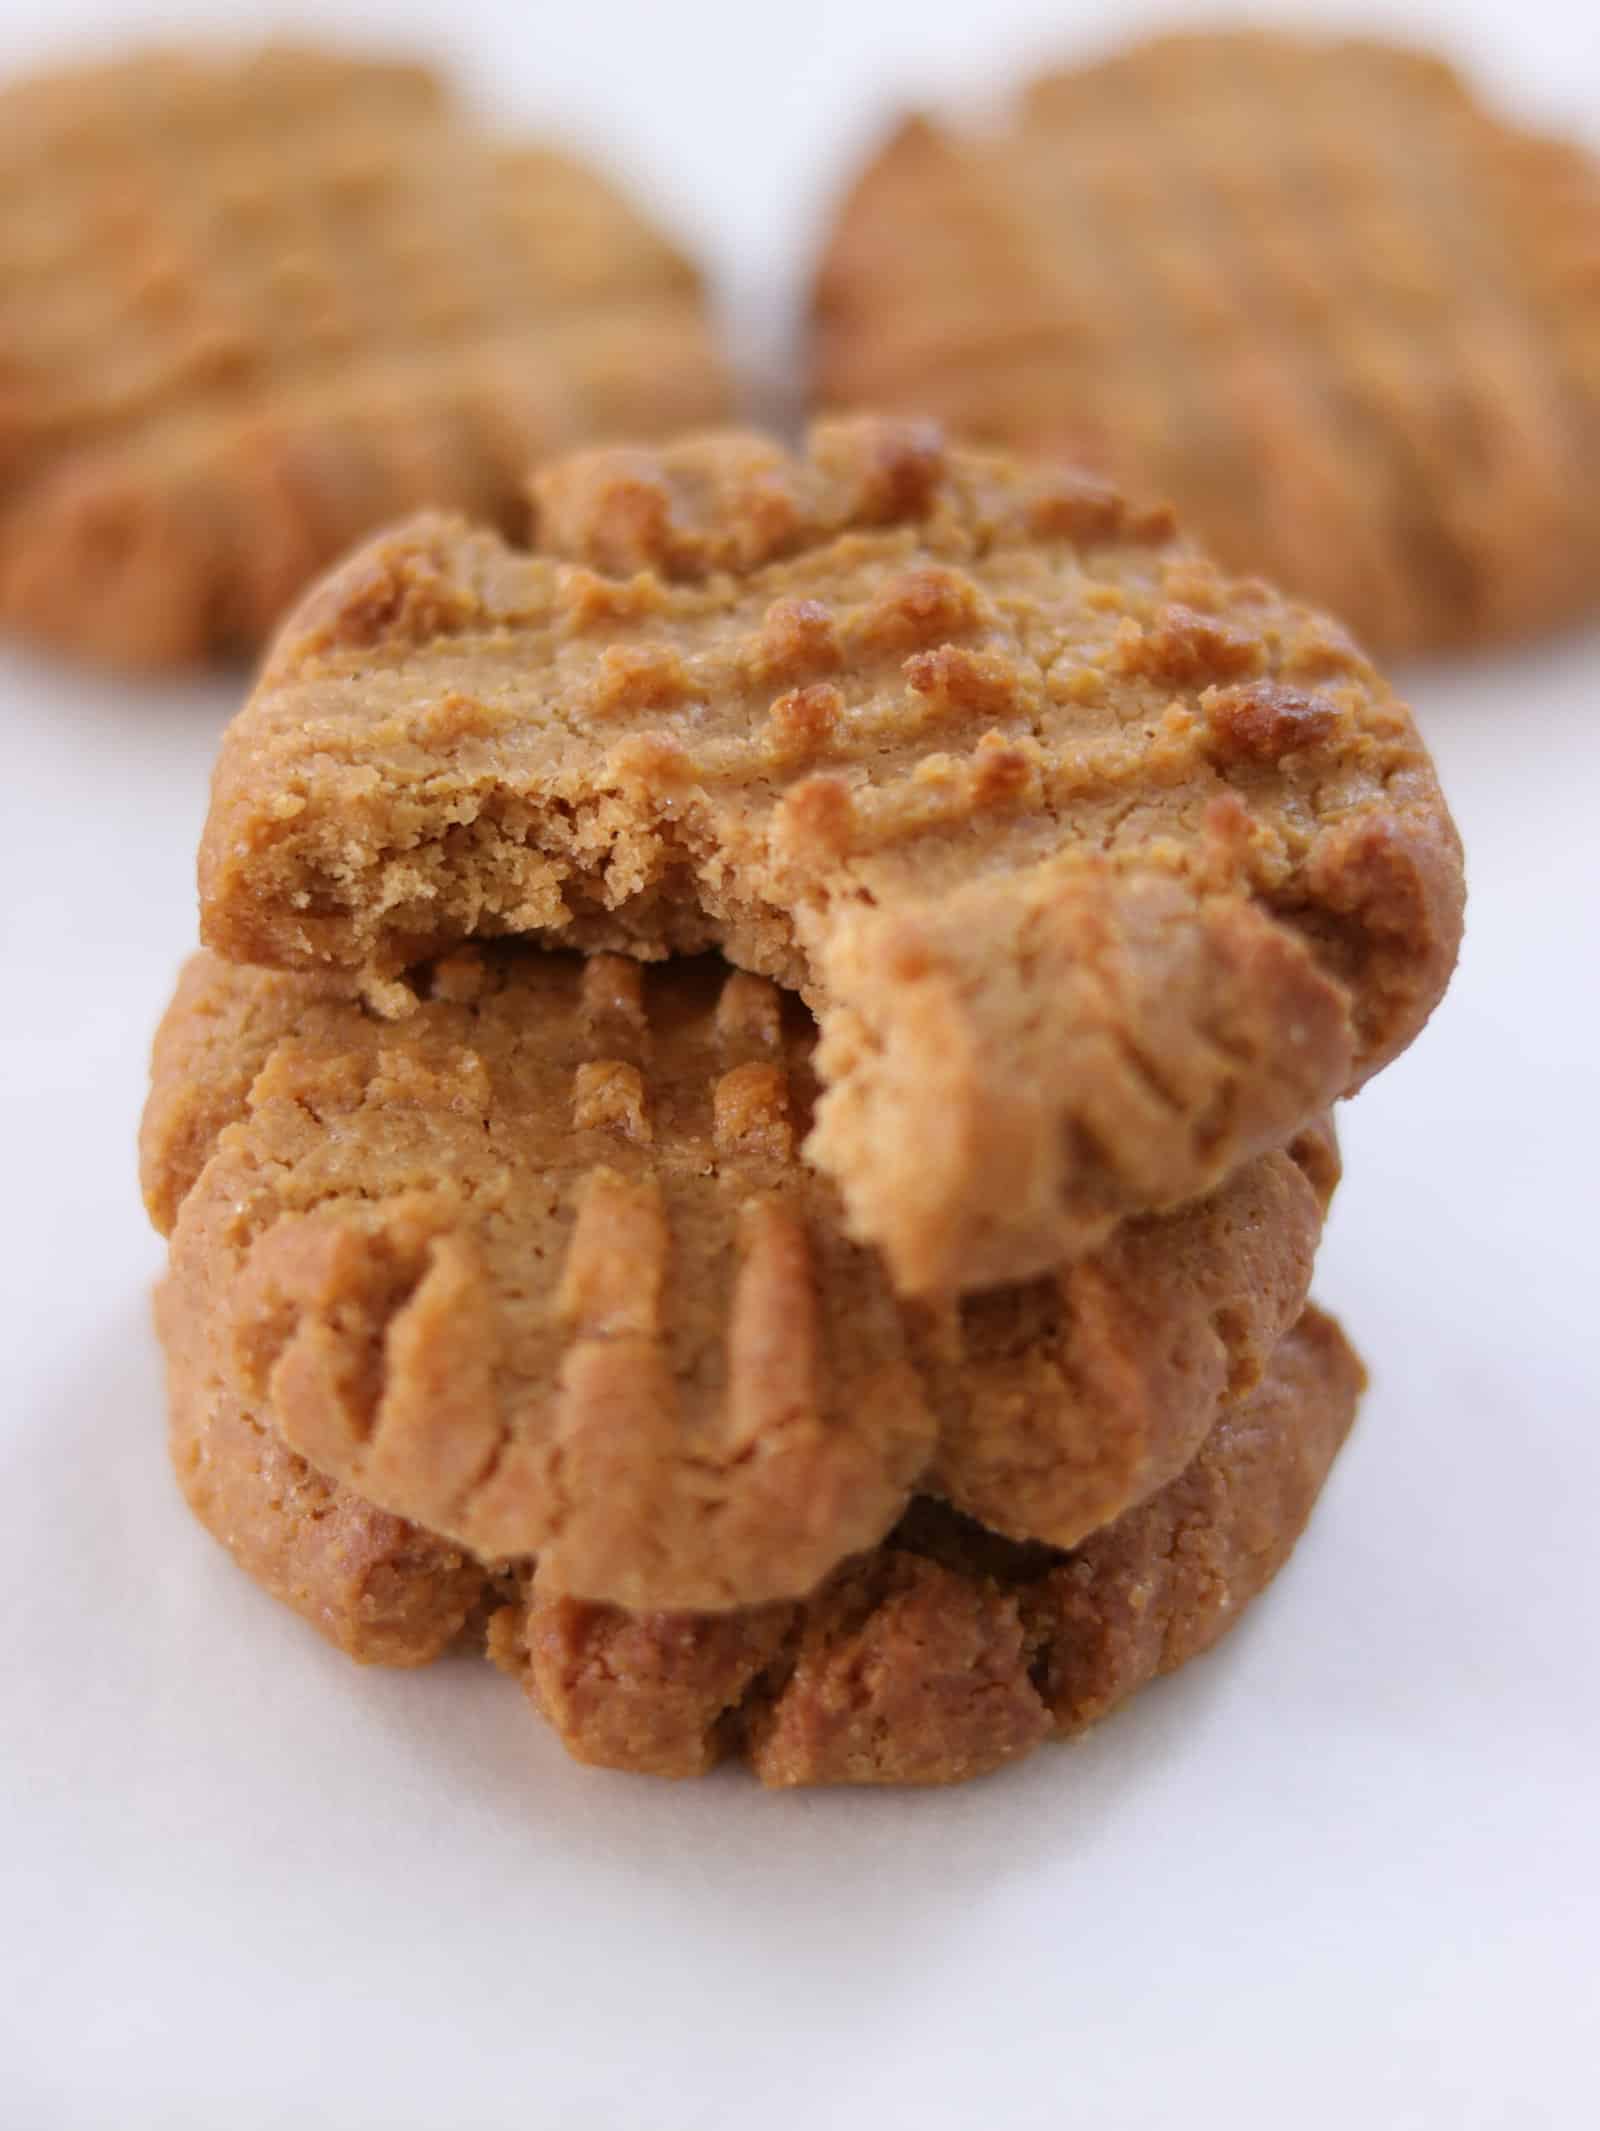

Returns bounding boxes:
[0,44,731,669]
[813,30,1600,654]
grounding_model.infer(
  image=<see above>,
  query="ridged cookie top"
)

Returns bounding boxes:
[200,416,1460,1293]
[168,1284,1364,1784]
[499,1306,1365,1784]
[0,44,728,667]
[143,947,1331,1610]
[813,31,1600,651]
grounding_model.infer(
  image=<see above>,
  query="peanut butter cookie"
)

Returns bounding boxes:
[144,946,1332,1610]
[168,1351,487,1670]
[0,45,728,667]
[814,32,1600,652]
[167,1303,1363,1785]
[199,418,1461,1293]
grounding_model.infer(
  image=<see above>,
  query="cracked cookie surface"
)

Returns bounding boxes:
[166,1302,1363,1785]
[813,31,1600,653]
[0,44,728,668]
[200,416,1461,1293]
[144,946,1332,1609]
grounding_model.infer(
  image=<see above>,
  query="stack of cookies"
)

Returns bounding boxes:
[141,416,1463,1785]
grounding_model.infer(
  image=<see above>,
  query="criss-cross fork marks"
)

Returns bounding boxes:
[0,48,729,663]
[568,960,792,1158]
[559,960,811,1419]
[0,48,700,467]
[814,30,1600,649]
[146,944,1339,1609]
[563,953,799,1165]
[427,954,939,1604]
[497,1305,1366,1783]
[174,947,936,1608]
[212,421,1391,975]
[201,416,1459,1293]
[167,1291,1363,1781]
[557,1168,819,1459]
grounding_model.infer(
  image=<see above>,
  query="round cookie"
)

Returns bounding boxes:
[0,44,728,668]
[813,31,1600,654]
[167,1305,1364,1786]
[143,946,1332,1611]
[198,417,1462,1295]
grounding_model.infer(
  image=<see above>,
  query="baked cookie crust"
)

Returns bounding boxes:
[166,1304,1364,1785]
[813,31,1600,652]
[144,946,1332,1610]
[0,44,729,667]
[199,417,1462,1292]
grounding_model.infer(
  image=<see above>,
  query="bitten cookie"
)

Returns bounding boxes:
[0,44,729,668]
[167,1304,1364,1785]
[813,31,1600,653]
[143,946,1332,1611]
[199,417,1462,1293]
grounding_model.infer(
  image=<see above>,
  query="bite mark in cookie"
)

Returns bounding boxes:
[199,418,1462,1293]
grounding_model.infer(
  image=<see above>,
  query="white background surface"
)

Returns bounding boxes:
[2,4,1597,2127]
